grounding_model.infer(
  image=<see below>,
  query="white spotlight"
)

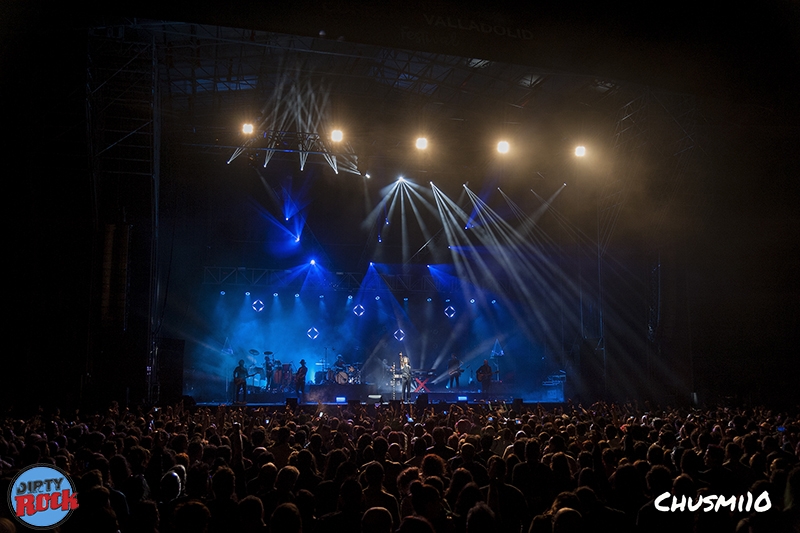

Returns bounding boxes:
[242,123,254,134]
[331,129,343,142]
[575,145,586,157]
[497,141,510,154]
[415,137,428,150]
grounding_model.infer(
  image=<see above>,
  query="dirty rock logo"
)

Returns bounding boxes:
[7,464,79,530]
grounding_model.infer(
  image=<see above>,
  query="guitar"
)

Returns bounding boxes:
[476,368,498,383]
[449,366,464,377]
[233,372,256,387]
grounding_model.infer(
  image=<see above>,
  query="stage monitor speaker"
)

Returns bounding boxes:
[286,398,298,410]
[415,393,428,410]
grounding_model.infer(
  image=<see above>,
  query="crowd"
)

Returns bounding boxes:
[1,399,799,532]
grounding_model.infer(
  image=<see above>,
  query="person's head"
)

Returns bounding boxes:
[362,506,394,533]
[239,360,244,366]
[270,503,302,533]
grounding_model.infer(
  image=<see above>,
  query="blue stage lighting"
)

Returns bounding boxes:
[353,304,365,316]
[220,291,226,296]
[335,397,346,403]
[310,259,316,265]
[394,329,405,341]
[307,327,319,339]
[252,300,265,312]
[427,298,432,302]
[375,295,381,300]
[273,293,278,297]
[245,291,251,296]
[457,396,468,402]
[470,299,476,304]
[319,295,324,299]
[403,297,409,301]
[295,293,300,298]
[491,299,497,304]
[347,295,353,300]
[444,306,456,318]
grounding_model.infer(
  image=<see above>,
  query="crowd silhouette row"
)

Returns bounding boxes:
[0,399,799,532]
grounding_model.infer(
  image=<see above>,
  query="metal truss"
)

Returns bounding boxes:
[201,266,516,294]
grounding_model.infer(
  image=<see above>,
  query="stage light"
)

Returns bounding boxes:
[252,300,265,312]
[444,306,456,318]
[353,304,365,316]
[365,173,371,179]
[415,137,428,150]
[220,291,226,296]
[397,176,405,182]
[375,295,381,300]
[394,329,405,341]
[335,397,346,403]
[331,129,343,142]
[310,259,316,265]
[427,298,432,302]
[245,291,251,296]
[307,327,319,339]
[497,140,510,154]
[319,295,324,299]
[403,297,409,301]
[457,396,467,402]
[273,293,279,297]
[470,299,476,304]
[242,123,254,134]
[347,295,353,300]
[295,236,300,242]
[575,145,586,157]
[491,299,497,304]
[295,293,300,298]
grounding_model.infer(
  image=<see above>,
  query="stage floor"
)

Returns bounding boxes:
[199,381,564,406]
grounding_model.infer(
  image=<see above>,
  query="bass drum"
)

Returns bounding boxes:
[335,371,349,384]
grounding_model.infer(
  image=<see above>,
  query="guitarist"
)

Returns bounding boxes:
[448,353,463,390]
[476,359,494,394]
[233,359,251,403]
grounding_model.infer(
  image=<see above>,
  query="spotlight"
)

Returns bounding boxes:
[415,137,428,150]
[353,304,365,316]
[365,173,371,179]
[307,327,319,339]
[497,140,510,154]
[444,306,456,318]
[347,295,353,300]
[245,291,251,296]
[397,176,405,182]
[273,293,278,297]
[470,298,476,304]
[491,299,497,304]
[295,293,300,298]
[427,298,432,302]
[310,259,316,265]
[252,300,265,312]
[375,296,381,300]
[575,145,586,157]
[331,129,343,142]
[403,297,409,301]
[295,236,300,243]
[394,329,405,341]
[220,291,226,296]
[319,295,324,299]
[242,123,254,134]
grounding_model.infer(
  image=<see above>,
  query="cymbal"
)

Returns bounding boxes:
[249,349,260,355]
[263,351,273,355]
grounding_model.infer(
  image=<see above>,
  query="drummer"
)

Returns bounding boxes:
[332,354,347,372]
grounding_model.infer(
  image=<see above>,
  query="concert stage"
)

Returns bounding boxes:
[214,379,564,406]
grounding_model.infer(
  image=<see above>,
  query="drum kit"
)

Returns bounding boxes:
[244,349,362,390]
[246,349,295,392]
[325,363,362,385]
